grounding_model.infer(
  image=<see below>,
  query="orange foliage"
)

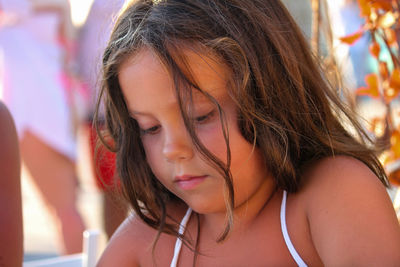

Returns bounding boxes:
[389,69,400,91]
[358,0,372,17]
[343,0,400,185]
[389,169,400,186]
[391,130,400,158]
[385,28,397,45]
[358,0,394,17]
[379,61,390,79]
[339,30,364,45]
[377,11,397,28]
[356,73,380,98]
[369,41,381,58]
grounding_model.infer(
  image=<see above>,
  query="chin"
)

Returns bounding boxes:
[186,199,227,215]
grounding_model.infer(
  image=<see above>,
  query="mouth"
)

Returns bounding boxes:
[174,175,208,190]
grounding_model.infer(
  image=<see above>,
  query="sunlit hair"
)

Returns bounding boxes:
[95,0,388,251]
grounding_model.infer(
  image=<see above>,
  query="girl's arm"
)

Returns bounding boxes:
[98,204,184,266]
[97,214,143,267]
[304,156,400,265]
[0,102,22,266]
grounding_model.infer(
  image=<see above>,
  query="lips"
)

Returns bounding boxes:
[174,175,208,190]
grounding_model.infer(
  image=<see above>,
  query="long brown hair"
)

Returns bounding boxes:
[95,0,388,248]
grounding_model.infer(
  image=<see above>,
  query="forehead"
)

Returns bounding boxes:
[118,47,231,112]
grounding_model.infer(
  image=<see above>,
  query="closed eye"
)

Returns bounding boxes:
[194,110,216,124]
[141,125,161,135]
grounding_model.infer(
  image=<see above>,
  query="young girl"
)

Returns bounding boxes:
[96,0,400,265]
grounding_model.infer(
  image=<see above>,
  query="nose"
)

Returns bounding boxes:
[162,126,194,162]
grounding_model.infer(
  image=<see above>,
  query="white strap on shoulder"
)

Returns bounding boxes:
[170,208,192,267]
[280,190,308,267]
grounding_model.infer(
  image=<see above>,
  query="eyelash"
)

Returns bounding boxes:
[141,125,160,135]
[194,110,216,124]
[140,110,216,135]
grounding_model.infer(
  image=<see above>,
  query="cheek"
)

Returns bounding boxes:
[141,138,165,177]
[214,113,257,167]
[198,123,228,162]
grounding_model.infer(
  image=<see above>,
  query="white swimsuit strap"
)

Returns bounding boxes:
[280,190,308,267]
[170,207,192,267]
[171,193,307,266]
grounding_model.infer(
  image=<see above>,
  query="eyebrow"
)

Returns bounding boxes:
[128,110,151,117]
[127,90,222,118]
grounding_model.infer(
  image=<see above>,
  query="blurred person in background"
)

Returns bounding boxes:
[0,0,85,254]
[76,0,128,240]
[0,101,23,266]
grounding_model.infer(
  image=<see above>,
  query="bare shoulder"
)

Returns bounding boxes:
[97,212,153,267]
[98,202,187,266]
[301,155,386,193]
[299,155,400,265]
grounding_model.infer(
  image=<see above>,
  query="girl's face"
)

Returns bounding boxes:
[118,48,271,215]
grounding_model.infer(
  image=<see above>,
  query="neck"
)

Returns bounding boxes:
[200,176,277,241]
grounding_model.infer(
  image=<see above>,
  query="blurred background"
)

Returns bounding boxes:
[0,0,399,264]
[0,0,126,261]
[22,0,104,260]
[23,125,104,260]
